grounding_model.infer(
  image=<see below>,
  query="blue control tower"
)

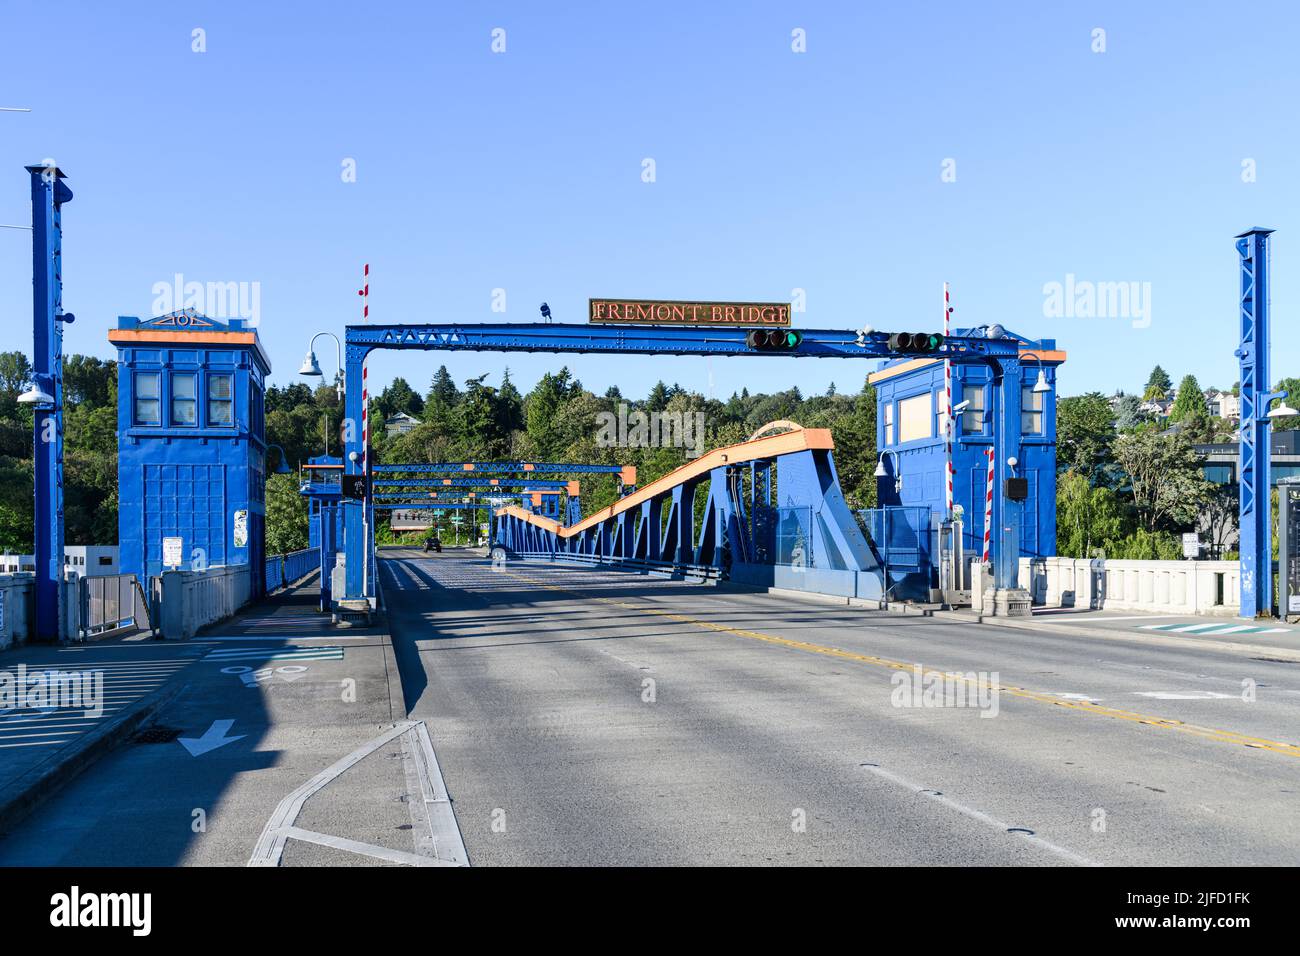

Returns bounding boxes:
[871,330,1064,563]
[110,310,271,593]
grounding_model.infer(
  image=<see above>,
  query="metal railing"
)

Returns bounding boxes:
[510,549,721,581]
[81,573,143,637]
[265,547,320,593]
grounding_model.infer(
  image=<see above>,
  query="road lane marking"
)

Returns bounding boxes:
[501,570,1300,760]
[248,720,467,867]
[277,826,456,867]
[860,762,1099,866]
[203,646,344,663]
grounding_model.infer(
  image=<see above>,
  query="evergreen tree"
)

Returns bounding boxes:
[1144,365,1172,399]
[428,365,460,407]
[1169,374,1208,424]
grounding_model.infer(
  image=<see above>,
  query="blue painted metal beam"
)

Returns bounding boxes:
[1237,227,1276,618]
[345,323,1019,363]
[27,165,72,642]
[372,478,571,490]
[372,461,626,475]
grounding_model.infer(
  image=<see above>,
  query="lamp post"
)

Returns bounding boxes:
[299,331,344,400]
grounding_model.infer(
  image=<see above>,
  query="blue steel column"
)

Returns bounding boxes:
[28,165,73,642]
[992,356,1022,591]
[1236,228,1275,618]
[343,344,367,600]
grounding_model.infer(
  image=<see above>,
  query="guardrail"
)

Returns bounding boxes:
[81,573,141,637]
[264,548,320,594]
[1020,556,1240,616]
[511,550,721,581]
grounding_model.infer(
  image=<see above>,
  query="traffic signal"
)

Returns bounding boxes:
[342,474,367,499]
[746,329,803,351]
[886,332,945,354]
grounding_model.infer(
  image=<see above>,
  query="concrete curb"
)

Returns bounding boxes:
[0,678,189,837]
[715,581,935,615]
[935,608,1300,661]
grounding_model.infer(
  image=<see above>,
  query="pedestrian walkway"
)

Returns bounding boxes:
[0,574,341,836]
[1138,621,1293,636]
[0,646,201,756]
[972,604,1300,658]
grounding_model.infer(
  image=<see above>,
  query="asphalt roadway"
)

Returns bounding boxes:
[382,548,1300,866]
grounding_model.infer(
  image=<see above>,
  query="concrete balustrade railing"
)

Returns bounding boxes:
[159,564,252,640]
[1019,556,1240,616]
[0,573,34,650]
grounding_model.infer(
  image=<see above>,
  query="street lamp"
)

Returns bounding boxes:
[17,376,55,408]
[874,449,902,494]
[1020,351,1053,394]
[299,331,344,400]
[1267,392,1297,418]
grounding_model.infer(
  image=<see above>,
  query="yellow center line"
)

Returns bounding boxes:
[503,570,1300,759]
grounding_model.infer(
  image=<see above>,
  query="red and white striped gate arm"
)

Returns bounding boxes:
[982,446,995,563]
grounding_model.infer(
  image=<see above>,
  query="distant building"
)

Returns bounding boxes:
[1206,390,1240,420]
[1195,431,1300,486]
[385,412,422,436]
[0,545,120,578]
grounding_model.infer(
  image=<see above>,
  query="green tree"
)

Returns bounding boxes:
[1114,393,1145,432]
[427,366,460,407]
[1113,430,1210,532]
[1169,374,1208,424]
[1056,470,1125,557]
[1057,392,1115,482]
[1144,365,1172,401]
[265,473,308,554]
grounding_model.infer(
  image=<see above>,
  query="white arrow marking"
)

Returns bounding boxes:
[178,719,246,756]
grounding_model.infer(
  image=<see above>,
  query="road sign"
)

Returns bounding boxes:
[1182,532,1201,559]
[162,536,183,568]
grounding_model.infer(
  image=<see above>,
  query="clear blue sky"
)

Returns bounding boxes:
[2,0,1296,402]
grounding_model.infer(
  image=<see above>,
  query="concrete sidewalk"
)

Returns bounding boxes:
[0,575,364,840]
[946,604,1300,660]
[0,634,204,834]
[0,569,465,866]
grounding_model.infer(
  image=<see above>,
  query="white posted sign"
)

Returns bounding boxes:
[163,536,184,568]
